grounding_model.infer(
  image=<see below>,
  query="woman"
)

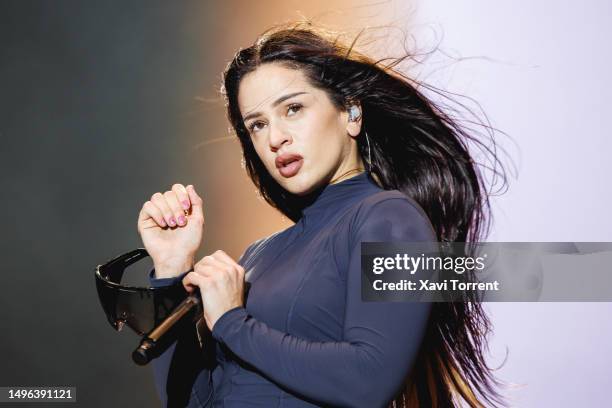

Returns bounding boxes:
[139,22,507,407]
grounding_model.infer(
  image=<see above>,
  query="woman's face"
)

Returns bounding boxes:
[238,62,363,195]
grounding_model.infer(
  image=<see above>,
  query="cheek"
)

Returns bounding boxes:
[251,139,275,169]
[302,110,342,146]
[251,141,266,160]
[315,119,347,153]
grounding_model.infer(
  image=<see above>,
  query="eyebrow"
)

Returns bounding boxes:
[242,91,308,122]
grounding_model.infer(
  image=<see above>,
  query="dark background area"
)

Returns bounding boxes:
[1,2,233,406]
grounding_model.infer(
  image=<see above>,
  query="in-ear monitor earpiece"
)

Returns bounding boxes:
[348,105,361,122]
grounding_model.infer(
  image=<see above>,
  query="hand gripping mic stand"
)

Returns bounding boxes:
[133,281,251,366]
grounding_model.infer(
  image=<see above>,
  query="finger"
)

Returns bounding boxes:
[211,250,244,275]
[186,185,204,222]
[139,201,167,228]
[172,183,191,213]
[202,252,243,278]
[163,190,186,227]
[196,255,230,274]
[192,263,217,280]
[182,271,207,294]
[151,192,177,227]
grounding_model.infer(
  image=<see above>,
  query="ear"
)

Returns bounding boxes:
[345,103,362,138]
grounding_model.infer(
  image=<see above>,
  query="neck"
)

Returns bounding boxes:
[329,167,365,185]
[300,170,382,221]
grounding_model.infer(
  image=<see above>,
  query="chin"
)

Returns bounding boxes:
[279,180,310,196]
[277,173,320,196]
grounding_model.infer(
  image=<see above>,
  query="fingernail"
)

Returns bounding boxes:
[178,215,186,225]
[169,217,176,226]
[182,200,190,209]
[161,219,167,227]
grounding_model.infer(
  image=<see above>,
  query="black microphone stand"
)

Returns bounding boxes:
[132,281,251,365]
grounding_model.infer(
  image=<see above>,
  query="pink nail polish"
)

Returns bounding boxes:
[169,217,176,226]
[182,200,190,209]
[178,215,186,225]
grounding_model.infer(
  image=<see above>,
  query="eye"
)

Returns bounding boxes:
[287,103,302,116]
[247,121,266,134]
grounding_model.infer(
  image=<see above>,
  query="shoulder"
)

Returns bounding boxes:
[347,190,437,245]
[351,190,430,223]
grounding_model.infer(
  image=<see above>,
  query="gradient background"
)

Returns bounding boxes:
[1,1,610,407]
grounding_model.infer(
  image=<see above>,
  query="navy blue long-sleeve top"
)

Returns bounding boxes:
[148,172,437,407]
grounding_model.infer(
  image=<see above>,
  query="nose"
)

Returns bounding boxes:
[268,122,292,151]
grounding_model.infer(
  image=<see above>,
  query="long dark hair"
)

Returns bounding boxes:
[221,21,509,408]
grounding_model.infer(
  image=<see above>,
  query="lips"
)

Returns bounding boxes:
[275,153,304,178]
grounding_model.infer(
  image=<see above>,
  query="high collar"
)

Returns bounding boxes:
[300,171,382,222]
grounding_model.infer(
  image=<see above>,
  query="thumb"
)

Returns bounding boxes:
[186,185,204,218]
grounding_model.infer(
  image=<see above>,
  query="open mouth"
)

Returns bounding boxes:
[278,158,303,177]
